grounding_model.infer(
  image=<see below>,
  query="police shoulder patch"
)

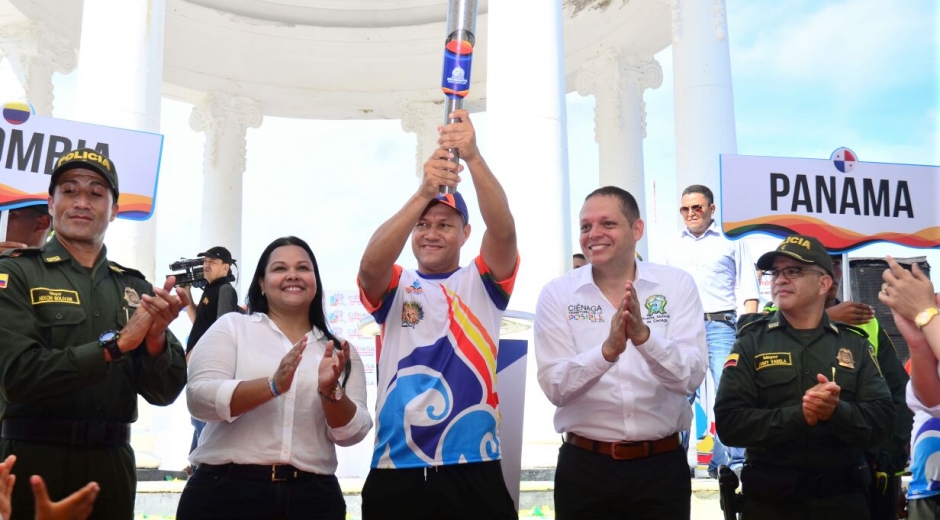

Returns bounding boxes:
[736,312,770,335]
[0,246,43,259]
[108,261,146,280]
[723,353,740,370]
[834,322,869,339]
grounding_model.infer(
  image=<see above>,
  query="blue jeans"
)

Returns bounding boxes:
[190,417,206,455]
[706,319,745,471]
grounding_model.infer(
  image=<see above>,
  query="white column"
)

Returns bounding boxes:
[401,101,443,179]
[73,0,165,280]
[488,2,568,501]
[0,21,76,116]
[72,0,166,469]
[672,0,737,198]
[487,1,570,315]
[576,49,662,259]
[189,92,263,285]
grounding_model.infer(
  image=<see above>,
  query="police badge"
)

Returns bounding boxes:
[124,287,141,308]
[836,347,855,369]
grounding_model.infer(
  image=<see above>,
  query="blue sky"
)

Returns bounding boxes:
[0,0,937,470]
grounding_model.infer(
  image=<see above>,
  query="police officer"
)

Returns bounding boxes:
[0,204,51,254]
[714,234,894,520]
[0,148,189,519]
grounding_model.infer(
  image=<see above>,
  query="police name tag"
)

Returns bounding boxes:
[754,352,793,371]
[30,288,81,305]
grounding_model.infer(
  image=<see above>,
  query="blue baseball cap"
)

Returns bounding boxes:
[429,192,469,224]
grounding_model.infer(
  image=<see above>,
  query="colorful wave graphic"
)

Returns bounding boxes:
[724,214,940,250]
[0,183,152,219]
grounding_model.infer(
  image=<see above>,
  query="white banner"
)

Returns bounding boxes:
[0,101,163,220]
[720,150,939,251]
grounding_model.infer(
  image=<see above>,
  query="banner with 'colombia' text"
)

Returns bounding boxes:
[0,101,163,220]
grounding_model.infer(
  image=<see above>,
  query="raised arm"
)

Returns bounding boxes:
[358,150,460,305]
[438,109,517,281]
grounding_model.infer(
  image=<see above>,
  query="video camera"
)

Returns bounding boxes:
[168,258,235,289]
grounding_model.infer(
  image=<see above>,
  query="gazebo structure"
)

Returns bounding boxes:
[0,0,738,472]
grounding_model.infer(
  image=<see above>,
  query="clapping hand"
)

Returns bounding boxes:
[272,335,308,395]
[802,374,840,425]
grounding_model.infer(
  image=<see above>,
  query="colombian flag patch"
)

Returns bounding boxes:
[0,273,8,289]
[723,353,739,370]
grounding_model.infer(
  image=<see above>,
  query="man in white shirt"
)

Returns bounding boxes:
[666,184,759,476]
[535,186,708,518]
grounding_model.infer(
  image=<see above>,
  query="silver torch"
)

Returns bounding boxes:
[439,0,478,195]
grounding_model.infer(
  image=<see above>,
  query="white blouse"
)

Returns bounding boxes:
[187,312,372,474]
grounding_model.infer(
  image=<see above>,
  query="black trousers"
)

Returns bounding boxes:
[742,491,870,520]
[554,442,690,520]
[2,440,135,520]
[176,465,345,520]
[361,460,517,520]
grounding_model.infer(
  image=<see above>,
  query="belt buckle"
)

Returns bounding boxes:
[271,464,287,482]
[610,441,646,460]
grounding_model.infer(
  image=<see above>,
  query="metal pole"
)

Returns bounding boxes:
[0,210,8,242]
[440,0,479,194]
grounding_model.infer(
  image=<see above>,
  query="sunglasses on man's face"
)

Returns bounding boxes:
[679,204,706,215]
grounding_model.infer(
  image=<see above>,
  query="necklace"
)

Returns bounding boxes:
[268,314,310,346]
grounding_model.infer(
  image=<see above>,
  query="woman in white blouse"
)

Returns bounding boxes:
[177,236,372,520]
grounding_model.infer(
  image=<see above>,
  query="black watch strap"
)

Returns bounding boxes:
[99,330,122,361]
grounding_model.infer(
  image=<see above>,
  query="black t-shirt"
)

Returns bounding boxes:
[187,279,238,352]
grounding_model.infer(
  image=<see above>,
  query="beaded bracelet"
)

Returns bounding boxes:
[268,377,280,397]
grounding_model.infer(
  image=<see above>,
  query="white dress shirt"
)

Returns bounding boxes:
[666,220,760,313]
[534,261,708,442]
[187,312,372,474]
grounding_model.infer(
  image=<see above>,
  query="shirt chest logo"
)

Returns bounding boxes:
[567,303,604,322]
[402,301,425,328]
[643,295,670,324]
[30,288,81,306]
[405,280,424,295]
[754,352,793,371]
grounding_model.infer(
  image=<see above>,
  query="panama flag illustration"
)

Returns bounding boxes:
[831,147,857,173]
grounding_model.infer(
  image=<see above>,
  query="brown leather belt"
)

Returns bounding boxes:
[197,463,320,482]
[564,432,680,460]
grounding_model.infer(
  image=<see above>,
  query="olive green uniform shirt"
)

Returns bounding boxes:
[0,236,187,519]
[714,311,894,470]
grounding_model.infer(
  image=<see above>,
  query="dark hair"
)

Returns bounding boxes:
[573,253,586,260]
[681,184,714,205]
[246,236,336,341]
[585,186,641,222]
[246,236,350,384]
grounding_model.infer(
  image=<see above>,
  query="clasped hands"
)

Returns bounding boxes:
[802,373,840,426]
[602,281,650,362]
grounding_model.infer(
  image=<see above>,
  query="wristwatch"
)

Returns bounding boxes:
[915,307,940,329]
[99,330,123,361]
[318,383,344,403]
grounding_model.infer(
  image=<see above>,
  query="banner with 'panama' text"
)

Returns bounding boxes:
[720,150,939,252]
[0,100,163,220]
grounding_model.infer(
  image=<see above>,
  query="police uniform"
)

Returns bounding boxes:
[0,235,187,518]
[715,306,894,519]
